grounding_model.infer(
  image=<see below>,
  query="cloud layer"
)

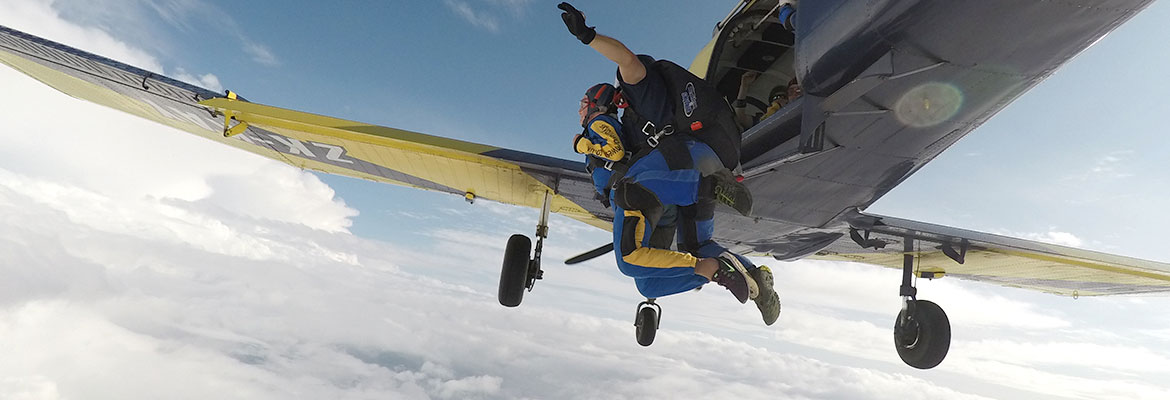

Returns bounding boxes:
[3,1,1170,399]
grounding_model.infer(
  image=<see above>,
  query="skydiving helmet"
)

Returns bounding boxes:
[582,83,623,118]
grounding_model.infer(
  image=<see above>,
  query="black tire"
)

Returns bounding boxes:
[894,299,951,369]
[635,306,658,347]
[498,234,532,307]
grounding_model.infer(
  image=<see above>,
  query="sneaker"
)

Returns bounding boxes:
[711,262,750,304]
[720,252,759,300]
[702,171,753,216]
[749,266,781,326]
[710,253,759,304]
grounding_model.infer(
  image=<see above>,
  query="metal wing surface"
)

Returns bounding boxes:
[810,212,1170,297]
[695,1,1170,297]
[0,25,611,230]
[726,0,1158,240]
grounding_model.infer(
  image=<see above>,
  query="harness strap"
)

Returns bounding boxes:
[603,151,633,171]
[679,204,700,254]
[656,136,693,171]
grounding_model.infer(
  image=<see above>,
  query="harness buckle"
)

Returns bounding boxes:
[642,121,656,136]
[660,125,674,136]
[647,135,659,148]
[602,151,631,171]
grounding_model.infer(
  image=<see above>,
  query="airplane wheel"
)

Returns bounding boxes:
[635,306,658,347]
[498,234,532,307]
[894,299,950,369]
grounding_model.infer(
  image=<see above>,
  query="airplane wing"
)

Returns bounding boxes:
[0,25,612,231]
[809,211,1170,297]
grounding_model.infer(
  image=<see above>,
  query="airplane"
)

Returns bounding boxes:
[1,0,1167,370]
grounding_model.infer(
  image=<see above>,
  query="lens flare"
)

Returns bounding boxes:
[895,82,963,128]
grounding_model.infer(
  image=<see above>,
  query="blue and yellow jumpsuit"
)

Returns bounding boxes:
[593,54,758,298]
[577,113,757,298]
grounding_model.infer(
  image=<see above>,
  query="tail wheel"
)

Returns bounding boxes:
[498,234,532,307]
[635,300,661,346]
[894,299,950,369]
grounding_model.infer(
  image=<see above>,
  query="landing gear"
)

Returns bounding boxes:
[496,191,551,307]
[497,234,532,307]
[892,237,951,369]
[894,299,950,369]
[635,299,661,346]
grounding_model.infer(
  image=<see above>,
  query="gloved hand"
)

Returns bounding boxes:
[572,133,589,153]
[558,2,596,45]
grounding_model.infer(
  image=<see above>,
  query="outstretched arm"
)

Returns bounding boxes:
[558,2,646,85]
[589,34,646,85]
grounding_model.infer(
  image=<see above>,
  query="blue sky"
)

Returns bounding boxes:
[2,1,1170,399]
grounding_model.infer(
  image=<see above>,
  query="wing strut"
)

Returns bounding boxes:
[899,237,918,299]
[940,239,969,265]
[849,228,888,249]
[530,190,552,288]
[218,91,250,137]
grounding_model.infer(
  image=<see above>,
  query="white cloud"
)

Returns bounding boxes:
[198,73,223,91]
[0,66,356,233]
[441,0,535,33]
[1063,150,1136,182]
[243,41,280,67]
[443,0,501,33]
[0,376,61,400]
[1014,230,1085,247]
[173,67,224,92]
[989,228,1084,248]
[0,174,1014,399]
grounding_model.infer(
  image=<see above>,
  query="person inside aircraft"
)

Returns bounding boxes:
[560,2,780,325]
[734,72,792,129]
[759,85,789,121]
[787,77,803,102]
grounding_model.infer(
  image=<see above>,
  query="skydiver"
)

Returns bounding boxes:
[559,2,781,325]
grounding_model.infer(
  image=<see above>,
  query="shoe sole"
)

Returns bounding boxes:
[721,252,759,300]
[752,266,780,326]
[713,184,753,216]
[710,171,753,216]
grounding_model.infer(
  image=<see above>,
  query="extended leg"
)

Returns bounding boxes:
[690,226,780,326]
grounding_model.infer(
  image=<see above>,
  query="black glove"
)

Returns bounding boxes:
[558,2,596,45]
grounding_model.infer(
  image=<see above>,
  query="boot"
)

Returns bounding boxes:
[700,170,753,216]
[749,266,781,325]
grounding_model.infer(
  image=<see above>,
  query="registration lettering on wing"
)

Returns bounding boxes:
[239,133,355,164]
